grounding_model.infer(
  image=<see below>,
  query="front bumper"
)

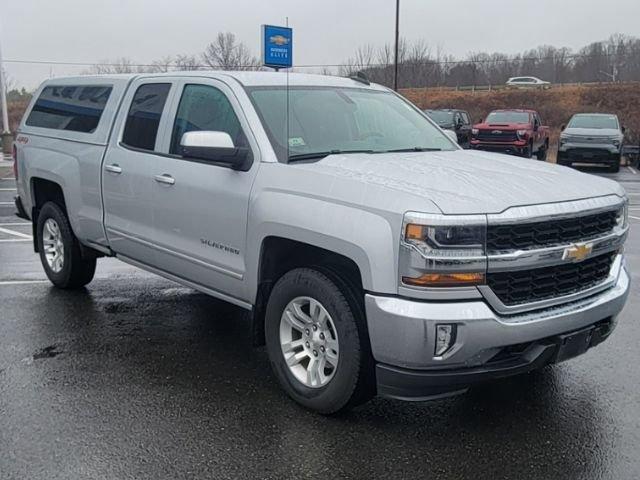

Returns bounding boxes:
[366,264,629,400]
[558,144,621,165]
[470,141,529,156]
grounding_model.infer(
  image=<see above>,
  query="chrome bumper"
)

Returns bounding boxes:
[365,264,629,370]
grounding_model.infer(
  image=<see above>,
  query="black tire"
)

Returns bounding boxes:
[265,267,375,414]
[536,142,548,161]
[522,143,533,159]
[36,202,96,289]
[609,161,620,173]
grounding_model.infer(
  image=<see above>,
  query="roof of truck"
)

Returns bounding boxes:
[40,71,390,91]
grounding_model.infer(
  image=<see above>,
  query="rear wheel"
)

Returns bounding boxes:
[37,202,96,289]
[265,268,374,414]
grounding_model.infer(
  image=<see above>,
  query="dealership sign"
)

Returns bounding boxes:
[261,25,292,69]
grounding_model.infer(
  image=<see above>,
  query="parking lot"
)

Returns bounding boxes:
[1,161,639,479]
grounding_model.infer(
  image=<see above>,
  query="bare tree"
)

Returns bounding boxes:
[85,57,148,74]
[174,54,202,71]
[202,32,259,70]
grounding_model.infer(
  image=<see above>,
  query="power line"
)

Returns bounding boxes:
[3,50,638,70]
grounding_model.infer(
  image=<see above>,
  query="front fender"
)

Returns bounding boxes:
[245,188,401,301]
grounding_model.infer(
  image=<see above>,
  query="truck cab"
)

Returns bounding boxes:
[470,109,550,160]
[13,73,630,414]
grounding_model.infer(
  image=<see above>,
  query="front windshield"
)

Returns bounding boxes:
[248,86,457,161]
[486,111,531,123]
[426,110,454,124]
[568,114,619,129]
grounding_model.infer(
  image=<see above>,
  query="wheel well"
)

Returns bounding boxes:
[32,177,66,211]
[30,178,67,252]
[252,237,364,346]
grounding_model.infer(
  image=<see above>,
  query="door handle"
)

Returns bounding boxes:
[105,164,122,174]
[154,174,175,186]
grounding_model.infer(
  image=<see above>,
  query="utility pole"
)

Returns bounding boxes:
[393,0,400,91]
[0,22,12,154]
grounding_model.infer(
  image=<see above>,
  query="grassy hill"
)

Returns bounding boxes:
[402,83,640,151]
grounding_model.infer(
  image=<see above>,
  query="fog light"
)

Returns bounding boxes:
[435,324,457,357]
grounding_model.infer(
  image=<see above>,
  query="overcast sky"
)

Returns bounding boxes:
[3,0,639,89]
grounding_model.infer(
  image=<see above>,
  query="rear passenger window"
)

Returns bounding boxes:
[170,84,247,154]
[122,83,171,151]
[26,85,112,133]
[461,112,470,124]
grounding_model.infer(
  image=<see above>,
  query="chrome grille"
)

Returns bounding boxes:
[486,209,619,252]
[486,252,615,306]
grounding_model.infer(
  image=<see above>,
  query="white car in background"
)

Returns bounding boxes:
[506,76,550,87]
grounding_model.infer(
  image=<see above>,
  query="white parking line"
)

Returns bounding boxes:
[0,280,49,285]
[0,238,31,242]
[0,188,16,191]
[0,177,16,181]
[629,215,640,221]
[0,222,30,226]
[628,166,638,175]
[0,202,14,205]
[0,226,32,239]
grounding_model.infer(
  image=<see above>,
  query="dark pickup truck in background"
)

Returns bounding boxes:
[424,109,472,148]
[470,109,550,160]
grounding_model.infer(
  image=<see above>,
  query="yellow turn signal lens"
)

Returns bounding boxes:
[402,272,485,288]
[405,223,425,240]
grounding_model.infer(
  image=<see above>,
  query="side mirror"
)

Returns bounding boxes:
[444,130,459,145]
[560,124,566,131]
[180,131,251,171]
[621,126,626,134]
[533,123,539,132]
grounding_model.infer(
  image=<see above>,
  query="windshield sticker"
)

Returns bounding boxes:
[288,137,306,147]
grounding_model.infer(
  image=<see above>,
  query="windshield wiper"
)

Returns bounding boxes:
[384,147,443,153]
[288,149,375,162]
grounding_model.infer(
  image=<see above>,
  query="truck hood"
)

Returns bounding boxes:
[563,127,622,137]
[474,122,531,130]
[292,149,624,215]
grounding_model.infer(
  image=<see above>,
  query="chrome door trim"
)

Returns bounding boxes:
[105,164,122,174]
[107,227,243,280]
[154,174,175,185]
[117,254,252,310]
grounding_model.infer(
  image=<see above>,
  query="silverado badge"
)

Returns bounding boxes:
[563,243,593,262]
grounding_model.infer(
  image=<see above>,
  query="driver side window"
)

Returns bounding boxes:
[170,84,248,155]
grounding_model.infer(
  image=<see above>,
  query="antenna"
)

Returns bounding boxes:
[286,16,290,162]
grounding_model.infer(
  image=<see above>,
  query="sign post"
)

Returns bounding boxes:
[261,25,293,70]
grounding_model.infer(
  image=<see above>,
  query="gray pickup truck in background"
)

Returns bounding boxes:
[13,72,630,414]
[558,113,626,172]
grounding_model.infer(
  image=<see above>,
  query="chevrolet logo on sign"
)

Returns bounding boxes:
[270,35,290,46]
[563,243,593,262]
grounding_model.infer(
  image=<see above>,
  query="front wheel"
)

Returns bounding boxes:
[521,143,533,159]
[37,202,96,289]
[265,268,374,414]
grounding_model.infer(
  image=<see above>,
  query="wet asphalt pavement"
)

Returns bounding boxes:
[1,163,639,479]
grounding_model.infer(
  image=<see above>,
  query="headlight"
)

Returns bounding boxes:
[400,213,486,288]
[517,129,528,138]
[471,128,479,136]
[616,203,628,229]
[559,135,568,145]
[612,139,621,147]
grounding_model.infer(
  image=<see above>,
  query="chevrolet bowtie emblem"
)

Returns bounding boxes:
[563,243,593,262]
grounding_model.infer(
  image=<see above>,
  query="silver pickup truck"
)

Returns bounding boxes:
[13,72,630,414]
